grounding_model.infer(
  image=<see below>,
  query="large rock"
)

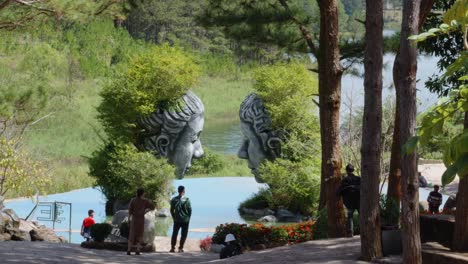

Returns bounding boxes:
[112,210,129,226]
[143,211,156,244]
[113,200,130,215]
[19,219,36,233]
[8,227,31,241]
[156,208,170,217]
[31,226,66,243]
[2,209,20,228]
[257,215,277,223]
[276,208,300,222]
[0,233,11,241]
[0,196,5,211]
[240,207,275,217]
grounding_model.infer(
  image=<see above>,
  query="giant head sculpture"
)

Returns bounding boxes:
[136,91,205,179]
[238,93,281,182]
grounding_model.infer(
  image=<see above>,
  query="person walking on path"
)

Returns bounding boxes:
[337,164,361,237]
[170,185,192,253]
[127,188,155,255]
[427,185,443,214]
[80,209,95,242]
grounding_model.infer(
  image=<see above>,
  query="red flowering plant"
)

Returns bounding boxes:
[199,236,212,251]
[212,221,315,250]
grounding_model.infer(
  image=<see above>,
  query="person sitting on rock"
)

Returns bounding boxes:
[337,164,361,237]
[418,172,428,188]
[220,233,242,259]
[80,209,95,242]
[427,185,443,214]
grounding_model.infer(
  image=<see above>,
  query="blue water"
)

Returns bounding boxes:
[5,177,266,243]
[4,177,447,244]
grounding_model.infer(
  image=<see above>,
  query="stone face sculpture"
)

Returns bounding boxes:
[238,93,281,182]
[136,91,205,179]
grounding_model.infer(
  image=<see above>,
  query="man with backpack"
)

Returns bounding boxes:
[337,164,361,237]
[170,185,192,253]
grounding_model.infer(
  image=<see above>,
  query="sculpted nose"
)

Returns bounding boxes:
[238,140,248,159]
[193,140,204,159]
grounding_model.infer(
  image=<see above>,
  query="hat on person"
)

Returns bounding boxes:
[225,233,236,243]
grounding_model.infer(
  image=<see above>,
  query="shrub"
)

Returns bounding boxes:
[187,148,226,175]
[380,194,400,227]
[88,142,173,207]
[212,222,315,250]
[90,223,113,242]
[259,159,320,215]
[313,208,360,240]
[98,44,200,142]
[119,221,129,239]
[199,236,212,251]
[239,188,271,210]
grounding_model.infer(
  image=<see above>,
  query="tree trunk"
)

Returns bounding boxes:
[453,112,468,251]
[317,0,346,238]
[397,0,422,263]
[360,0,384,260]
[387,0,434,208]
[387,59,402,206]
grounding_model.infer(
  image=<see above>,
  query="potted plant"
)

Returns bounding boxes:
[380,195,402,255]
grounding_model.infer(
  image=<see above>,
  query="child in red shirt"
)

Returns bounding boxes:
[81,209,95,241]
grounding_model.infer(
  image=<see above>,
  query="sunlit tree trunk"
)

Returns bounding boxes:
[317,0,347,238]
[360,0,384,260]
[397,0,422,262]
[453,112,468,251]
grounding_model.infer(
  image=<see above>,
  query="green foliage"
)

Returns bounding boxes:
[239,188,272,210]
[0,137,51,198]
[380,194,400,227]
[313,208,359,240]
[97,44,200,142]
[187,148,226,175]
[88,142,173,206]
[90,223,113,242]
[410,0,468,185]
[260,159,320,215]
[253,62,320,160]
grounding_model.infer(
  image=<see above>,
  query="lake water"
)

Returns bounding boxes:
[5,177,267,244]
[5,176,446,244]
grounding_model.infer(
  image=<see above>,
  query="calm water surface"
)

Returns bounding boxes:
[5,177,266,243]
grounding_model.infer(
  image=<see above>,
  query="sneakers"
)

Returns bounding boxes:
[126,251,131,255]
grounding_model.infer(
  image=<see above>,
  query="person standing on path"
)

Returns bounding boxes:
[427,185,443,214]
[337,164,361,237]
[80,209,95,242]
[127,188,155,255]
[170,185,192,253]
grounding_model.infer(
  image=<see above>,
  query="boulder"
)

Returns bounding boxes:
[113,200,130,215]
[240,207,275,217]
[210,243,224,253]
[0,233,11,241]
[0,196,4,211]
[143,211,156,244]
[112,210,129,226]
[2,209,20,228]
[276,208,299,222]
[8,227,31,241]
[257,215,277,223]
[156,208,170,217]
[32,226,66,243]
[19,220,35,233]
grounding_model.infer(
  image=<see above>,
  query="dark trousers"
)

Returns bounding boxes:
[171,222,189,249]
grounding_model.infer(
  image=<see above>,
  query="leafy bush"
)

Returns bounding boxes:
[90,223,113,242]
[313,208,359,240]
[88,142,173,207]
[239,188,271,210]
[199,236,212,251]
[259,159,320,215]
[212,222,315,249]
[97,44,200,142]
[380,194,400,227]
[187,148,226,175]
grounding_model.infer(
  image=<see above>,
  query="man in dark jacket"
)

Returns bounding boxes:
[170,185,192,253]
[427,185,443,214]
[337,164,361,237]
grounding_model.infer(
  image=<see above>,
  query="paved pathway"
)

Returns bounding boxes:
[0,237,372,264]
